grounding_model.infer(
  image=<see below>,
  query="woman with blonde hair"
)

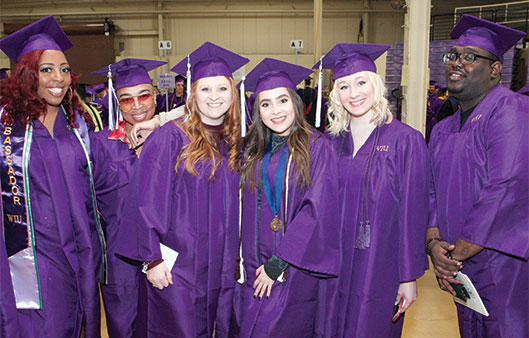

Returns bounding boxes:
[117,42,248,338]
[316,43,430,337]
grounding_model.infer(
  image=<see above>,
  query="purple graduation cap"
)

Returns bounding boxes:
[0,15,72,63]
[93,82,107,93]
[171,41,249,84]
[85,87,96,96]
[244,58,313,96]
[0,68,9,80]
[313,43,391,80]
[91,58,166,90]
[175,74,186,83]
[450,14,525,63]
[91,58,166,129]
[311,43,390,127]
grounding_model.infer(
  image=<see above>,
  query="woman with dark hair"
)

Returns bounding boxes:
[318,43,429,338]
[235,58,340,337]
[117,42,248,338]
[0,16,106,337]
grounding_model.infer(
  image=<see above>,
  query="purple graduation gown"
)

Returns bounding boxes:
[236,132,340,338]
[156,92,187,114]
[13,112,103,337]
[331,119,429,338]
[429,84,529,338]
[117,121,239,338]
[0,235,18,338]
[91,128,140,337]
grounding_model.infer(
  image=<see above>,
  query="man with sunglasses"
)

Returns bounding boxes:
[425,14,528,338]
[90,58,166,337]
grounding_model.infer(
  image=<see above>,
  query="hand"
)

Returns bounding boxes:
[146,262,173,290]
[429,240,462,277]
[395,281,417,314]
[253,265,274,299]
[129,116,160,148]
[429,240,463,295]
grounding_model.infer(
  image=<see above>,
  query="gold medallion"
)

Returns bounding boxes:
[270,216,282,232]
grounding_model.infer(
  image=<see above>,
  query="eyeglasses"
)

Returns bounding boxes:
[118,92,154,111]
[442,52,496,65]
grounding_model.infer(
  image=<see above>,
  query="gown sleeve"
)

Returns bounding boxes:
[90,130,131,196]
[460,96,529,259]
[275,135,341,277]
[116,123,183,261]
[396,130,430,281]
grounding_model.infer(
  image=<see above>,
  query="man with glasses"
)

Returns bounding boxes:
[425,14,528,338]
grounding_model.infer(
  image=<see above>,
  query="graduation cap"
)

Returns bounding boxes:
[450,14,526,63]
[93,82,106,93]
[91,58,166,129]
[85,87,96,96]
[312,43,391,80]
[171,42,249,84]
[175,74,186,83]
[244,58,313,96]
[0,15,72,63]
[310,43,390,128]
[91,58,166,90]
[0,68,9,80]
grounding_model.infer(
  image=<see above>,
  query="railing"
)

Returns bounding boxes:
[430,1,529,41]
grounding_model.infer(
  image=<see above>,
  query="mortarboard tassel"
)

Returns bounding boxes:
[240,75,246,137]
[315,56,324,128]
[112,88,122,129]
[185,54,191,121]
[107,65,115,130]
[236,187,246,284]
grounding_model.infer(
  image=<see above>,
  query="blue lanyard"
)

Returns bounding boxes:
[260,137,289,216]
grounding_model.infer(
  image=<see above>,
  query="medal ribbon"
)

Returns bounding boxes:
[260,137,289,217]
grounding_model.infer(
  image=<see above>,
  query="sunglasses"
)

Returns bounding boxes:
[118,92,154,111]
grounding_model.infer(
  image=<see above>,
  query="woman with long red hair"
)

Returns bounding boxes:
[0,16,106,337]
[117,42,249,337]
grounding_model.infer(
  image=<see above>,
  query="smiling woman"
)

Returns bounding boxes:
[116,42,249,338]
[235,58,340,338]
[320,43,430,338]
[0,15,108,338]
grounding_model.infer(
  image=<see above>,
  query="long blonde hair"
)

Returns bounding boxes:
[327,71,392,136]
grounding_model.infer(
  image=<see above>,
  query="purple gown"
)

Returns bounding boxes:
[426,95,445,144]
[236,132,340,338]
[12,112,103,337]
[156,92,187,114]
[0,236,18,338]
[429,84,529,338]
[117,121,239,338]
[91,128,140,337]
[331,119,429,338]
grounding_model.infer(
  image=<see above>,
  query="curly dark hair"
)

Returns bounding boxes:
[0,49,90,128]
